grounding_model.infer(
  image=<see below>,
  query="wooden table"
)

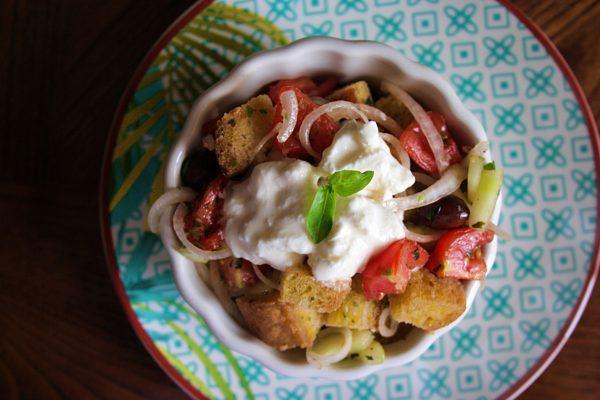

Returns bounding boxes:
[0,1,598,398]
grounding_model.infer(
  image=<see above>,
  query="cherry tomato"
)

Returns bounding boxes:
[219,258,258,290]
[426,227,494,280]
[399,111,462,175]
[185,175,227,250]
[362,239,429,301]
[270,86,338,158]
[268,77,317,103]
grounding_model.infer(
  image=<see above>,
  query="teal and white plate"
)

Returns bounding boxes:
[100,1,599,399]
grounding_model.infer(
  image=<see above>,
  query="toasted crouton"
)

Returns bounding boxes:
[375,95,414,129]
[389,269,466,331]
[236,294,322,350]
[327,81,372,104]
[325,278,380,330]
[280,264,351,313]
[214,95,274,176]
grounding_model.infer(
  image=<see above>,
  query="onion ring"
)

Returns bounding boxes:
[382,80,450,174]
[380,132,411,169]
[299,101,368,158]
[386,164,467,212]
[404,226,445,243]
[148,187,197,233]
[252,264,279,290]
[173,204,232,260]
[276,90,299,143]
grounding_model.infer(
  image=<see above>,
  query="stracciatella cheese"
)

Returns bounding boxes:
[319,121,414,201]
[224,121,414,282]
[224,159,318,268]
[308,195,405,282]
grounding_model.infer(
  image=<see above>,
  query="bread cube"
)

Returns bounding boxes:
[214,94,274,176]
[389,269,466,331]
[236,294,322,350]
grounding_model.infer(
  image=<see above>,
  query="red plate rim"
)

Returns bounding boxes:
[99,1,600,399]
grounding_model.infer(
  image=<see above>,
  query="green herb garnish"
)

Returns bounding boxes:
[329,170,374,197]
[246,106,255,117]
[483,161,496,170]
[472,221,485,228]
[306,170,374,243]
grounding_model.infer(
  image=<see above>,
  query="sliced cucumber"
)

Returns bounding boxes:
[467,155,485,202]
[358,340,385,365]
[469,167,503,227]
[349,330,374,354]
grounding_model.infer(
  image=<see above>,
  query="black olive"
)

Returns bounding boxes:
[180,149,220,191]
[411,195,470,230]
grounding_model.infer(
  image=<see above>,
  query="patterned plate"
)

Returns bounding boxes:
[100,1,599,399]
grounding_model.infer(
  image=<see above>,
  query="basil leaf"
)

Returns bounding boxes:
[306,185,336,243]
[329,170,374,197]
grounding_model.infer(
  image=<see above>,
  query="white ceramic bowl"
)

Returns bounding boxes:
[160,37,499,380]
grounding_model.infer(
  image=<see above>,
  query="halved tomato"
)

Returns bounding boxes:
[268,77,317,103]
[399,111,462,175]
[362,239,429,301]
[185,175,227,250]
[426,227,494,280]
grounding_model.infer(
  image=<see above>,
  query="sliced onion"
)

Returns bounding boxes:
[299,101,368,158]
[310,96,327,105]
[209,261,243,323]
[307,327,352,367]
[252,264,279,290]
[357,104,403,136]
[253,123,280,157]
[412,172,435,187]
[466,141,489,160]
[173,204,232,260]
[386,164,467,212]
[486,221,512,241]
[378,307,399,337]
[148,187,197,233]
[405,226,444,243]
[380,132,410,169]
[276,90,299,143]
[382,80,449,174]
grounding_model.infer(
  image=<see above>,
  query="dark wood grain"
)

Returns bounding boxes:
[0,1,598,399]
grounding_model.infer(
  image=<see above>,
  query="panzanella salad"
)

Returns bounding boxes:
[149,77,504,367]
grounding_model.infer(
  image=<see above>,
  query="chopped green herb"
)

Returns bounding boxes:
[472,221,485,228]
[366,355,374,361]
[413,248,420,260]
[483,161,496,170]
[246,106,255,118]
